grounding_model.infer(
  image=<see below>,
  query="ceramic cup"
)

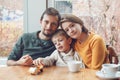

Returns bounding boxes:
[101,64,119,77]
[117,64,120,71]
[67,61,82,73]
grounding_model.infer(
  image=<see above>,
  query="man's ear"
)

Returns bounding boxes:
[40,19,42,24]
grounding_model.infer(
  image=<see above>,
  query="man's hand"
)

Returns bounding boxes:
[16,55,33,66]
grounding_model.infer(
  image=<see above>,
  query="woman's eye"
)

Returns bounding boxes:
[71,24,74,27]
[60,39,63,41]
[65,29,69,32]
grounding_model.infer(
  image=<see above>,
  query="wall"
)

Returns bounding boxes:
[24,0,46,33]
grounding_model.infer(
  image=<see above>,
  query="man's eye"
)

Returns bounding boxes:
[51,23,57,27]
[44,21,48,24]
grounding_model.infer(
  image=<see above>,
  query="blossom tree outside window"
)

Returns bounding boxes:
[0,0,23,56]
[48,0,120,54]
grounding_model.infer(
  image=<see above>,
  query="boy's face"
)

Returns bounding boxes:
[52,35,72,53]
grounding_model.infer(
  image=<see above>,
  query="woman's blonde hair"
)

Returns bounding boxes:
[60,14,88,33]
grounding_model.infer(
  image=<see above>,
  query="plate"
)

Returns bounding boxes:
[96,71,120,79]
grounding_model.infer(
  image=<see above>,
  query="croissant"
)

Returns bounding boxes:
[29,65,43,75]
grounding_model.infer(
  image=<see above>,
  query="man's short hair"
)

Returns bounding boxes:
[40,7,61,25]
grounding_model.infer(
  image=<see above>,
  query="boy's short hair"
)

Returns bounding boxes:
[51,29,70,40]
[52,29,75,49]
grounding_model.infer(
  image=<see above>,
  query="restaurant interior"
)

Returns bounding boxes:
[0,0,120,80]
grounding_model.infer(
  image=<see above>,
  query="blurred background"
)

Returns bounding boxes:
[0,0,120,65]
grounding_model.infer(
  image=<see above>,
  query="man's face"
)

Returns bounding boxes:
[40,14,59,37]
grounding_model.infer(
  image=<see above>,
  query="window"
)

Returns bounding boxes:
[0,0,23,57]
[47,0,120,54]
[48,0,72,14]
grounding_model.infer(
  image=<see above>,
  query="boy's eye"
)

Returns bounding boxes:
[59,39,63,42]
[53,42,57,45]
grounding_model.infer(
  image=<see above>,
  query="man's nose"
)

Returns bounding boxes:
[46,23,51,29]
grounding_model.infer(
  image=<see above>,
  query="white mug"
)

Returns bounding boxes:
[101,64,118,77]
[67,61,82,73]
[117,64,120,71]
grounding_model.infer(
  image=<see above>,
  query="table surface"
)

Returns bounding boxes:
[0,66,101,80]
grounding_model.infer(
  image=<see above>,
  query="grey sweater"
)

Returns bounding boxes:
[41,49,85,67]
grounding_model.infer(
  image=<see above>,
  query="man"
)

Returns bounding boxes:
[7,7,61,66]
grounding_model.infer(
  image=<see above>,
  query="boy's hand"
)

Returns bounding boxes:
[33,58,44,66]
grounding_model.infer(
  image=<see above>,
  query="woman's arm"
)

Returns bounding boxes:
[91,37,107,70]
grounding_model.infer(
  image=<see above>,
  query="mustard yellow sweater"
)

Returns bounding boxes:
[74,32,108,70]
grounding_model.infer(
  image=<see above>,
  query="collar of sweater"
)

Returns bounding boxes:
[60,49,74,57]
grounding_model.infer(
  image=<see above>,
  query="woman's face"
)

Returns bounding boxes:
[61,21,82,39]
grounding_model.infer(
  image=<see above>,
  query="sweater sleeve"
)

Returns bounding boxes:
[42,50,58,66]
[8,34,24,60]
[90,36,107,70]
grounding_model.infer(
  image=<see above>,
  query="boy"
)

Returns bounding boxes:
[33,29,84,67]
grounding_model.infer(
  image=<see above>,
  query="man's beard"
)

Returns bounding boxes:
[43,32,53,37]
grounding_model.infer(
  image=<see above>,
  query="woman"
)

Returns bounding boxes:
[60,14,109,70]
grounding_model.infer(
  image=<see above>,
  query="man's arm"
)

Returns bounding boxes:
[7,34,33,66]
[7,55,33,66]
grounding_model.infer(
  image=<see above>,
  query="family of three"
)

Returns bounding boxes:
[7,7,109,70]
